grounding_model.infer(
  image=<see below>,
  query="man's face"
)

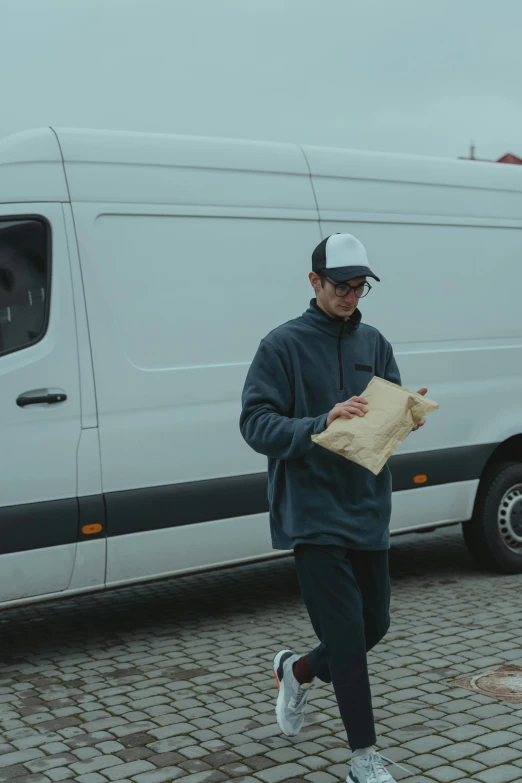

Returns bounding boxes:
[309,272,367,320]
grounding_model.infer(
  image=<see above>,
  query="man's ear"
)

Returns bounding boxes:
[309,272,321,291]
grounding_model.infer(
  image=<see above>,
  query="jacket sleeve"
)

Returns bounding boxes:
[240,339,328,460]
[384,342,402,386]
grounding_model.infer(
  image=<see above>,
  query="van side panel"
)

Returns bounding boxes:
[67,143,322,581]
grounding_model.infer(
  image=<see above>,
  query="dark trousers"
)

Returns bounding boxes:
[294,545,391,751]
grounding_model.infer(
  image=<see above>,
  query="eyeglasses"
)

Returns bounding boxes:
[322,276,372,298]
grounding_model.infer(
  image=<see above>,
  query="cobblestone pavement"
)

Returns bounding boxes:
[1,525,522,783]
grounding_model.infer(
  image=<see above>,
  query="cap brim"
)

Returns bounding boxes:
[323,266,380,283]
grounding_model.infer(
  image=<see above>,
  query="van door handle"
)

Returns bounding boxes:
[16,389,68,407]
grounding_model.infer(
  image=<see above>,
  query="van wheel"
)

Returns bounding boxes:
[463,461,522,574]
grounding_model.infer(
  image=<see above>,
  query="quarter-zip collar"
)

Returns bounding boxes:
[302,298,362,338]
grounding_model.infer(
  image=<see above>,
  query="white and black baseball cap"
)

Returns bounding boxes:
[312,233,380,283]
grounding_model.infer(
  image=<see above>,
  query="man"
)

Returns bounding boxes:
[240,233,427,783]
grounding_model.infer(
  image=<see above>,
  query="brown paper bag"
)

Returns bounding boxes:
[312,377,439,475]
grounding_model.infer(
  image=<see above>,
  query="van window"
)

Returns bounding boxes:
[0,219,49,356]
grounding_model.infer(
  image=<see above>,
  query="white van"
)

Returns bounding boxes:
[1,126,522,607]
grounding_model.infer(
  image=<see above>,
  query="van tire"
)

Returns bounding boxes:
[463,461,522,574]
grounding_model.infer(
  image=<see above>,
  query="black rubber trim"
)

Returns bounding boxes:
[105,473,269,537]
[105,444,498,537]
[390,444,497,491]
[0,498,78,555]
[0,444,499,551]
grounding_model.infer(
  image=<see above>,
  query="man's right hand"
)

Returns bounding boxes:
[326,396,368,428]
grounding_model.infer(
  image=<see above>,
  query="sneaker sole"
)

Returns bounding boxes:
[273,650,301,737]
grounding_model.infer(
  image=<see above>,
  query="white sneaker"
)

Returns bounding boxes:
[273,649,313,736]
[348,747,409,783]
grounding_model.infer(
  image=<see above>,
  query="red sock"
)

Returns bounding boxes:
[292,655,314,685]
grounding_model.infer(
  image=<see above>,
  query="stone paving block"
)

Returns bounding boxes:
[116,733,156,748]
[300,757,330,770]
[0,748,44,768]
[453,759,486,774]
[255,763,309,782]
[77,774,107,783]
[212,707,256,724]
[475,766,522,783]
[168,773,227,783]
[246,756,278,772]
[434,741,483,761]
[304,774,337,783]
[247,724,284,741]
[111,722,156,738]
[133,766,185,782]
[424,766,471,782]
[146,750,184,767]
[318,747,351,763]
[200,740,231,753]
[403,736,452,754]
[467,705,513,720]
[263,737,291,751]
[386,688,428,702]
[473,747,521,766]
[408,754,443,771]
[325,764,351,780]
[25,753,77,773]
[236,743,271,758]
[405,777,450,783]
[387,675,429,689]
[220,762,254,776]
[147,722,193,740]
[46,769,76,782]
[71,747,102,760]
[476,716,520,731]
[292,742,324,755]
[266,748,302,763]
[215,718,262,736]
[385,699,426,713]
[117,746,152,762]
[443,713,484,728]
[148,735,198,755]
[41,742,70,754]
[382,713,424,730]
[179,745,209,759]
[94,741,125,753]
[386,726,431,743]
[0,766,29,782]
[104,759,155,780]
[472,730,521,749]
[69,754,123,775]
[66,731,114,748]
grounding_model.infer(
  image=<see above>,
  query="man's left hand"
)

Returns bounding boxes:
[412,387,428,432]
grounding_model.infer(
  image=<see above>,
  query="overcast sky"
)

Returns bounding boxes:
[1,0,521,160]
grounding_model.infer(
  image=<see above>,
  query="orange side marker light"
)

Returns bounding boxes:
[413,474,428,485]
[82,523,103,535]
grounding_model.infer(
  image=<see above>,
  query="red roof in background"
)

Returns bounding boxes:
[459,144,522,164]
[497,153,522,165]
